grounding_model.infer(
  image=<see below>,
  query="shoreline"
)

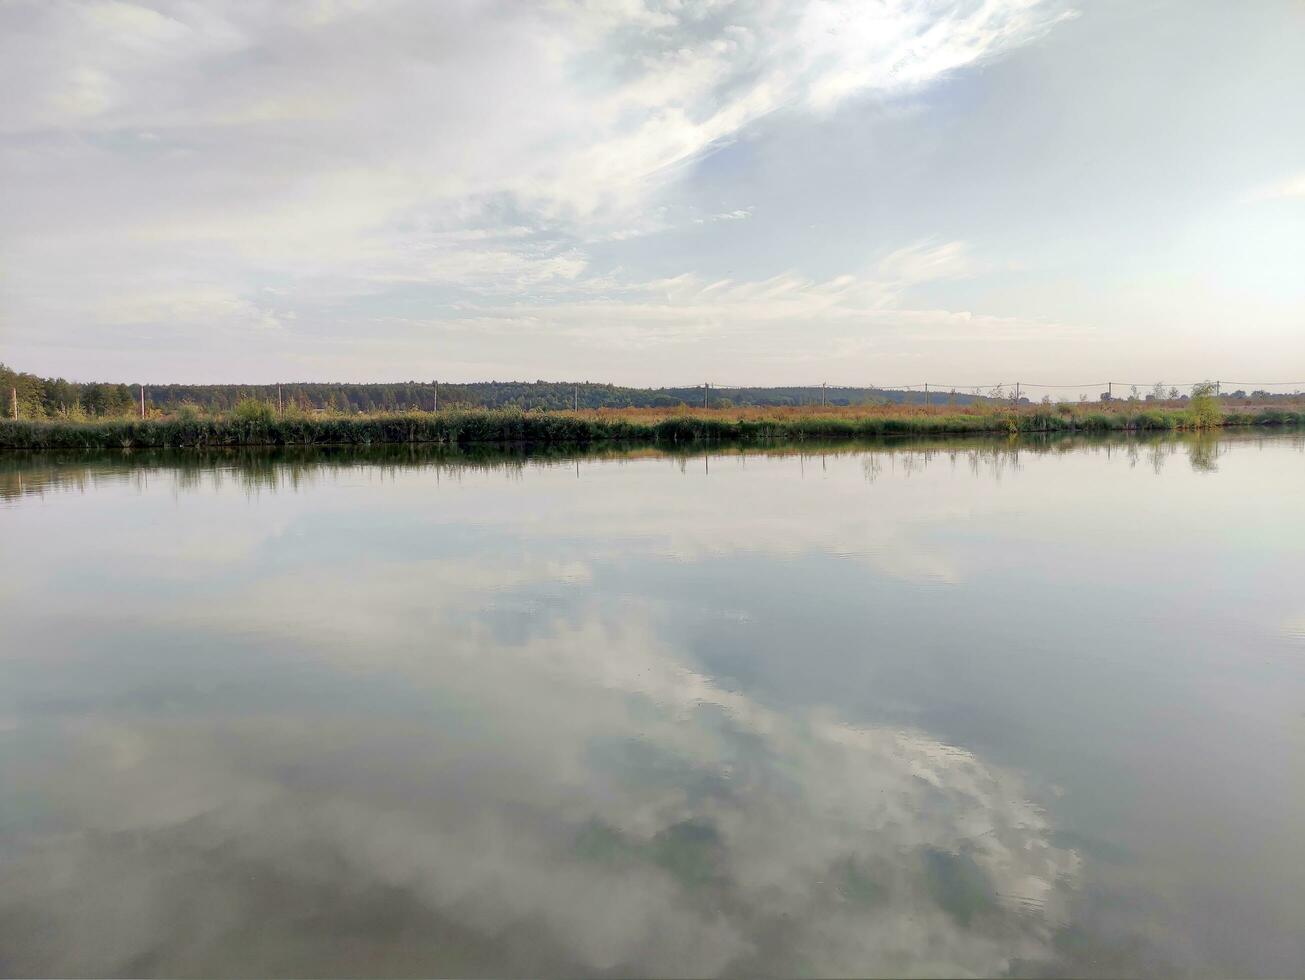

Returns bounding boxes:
[2,406,1301,451]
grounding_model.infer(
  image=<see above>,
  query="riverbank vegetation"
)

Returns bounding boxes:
[2,397,1301,451]
[8,363,1302,420]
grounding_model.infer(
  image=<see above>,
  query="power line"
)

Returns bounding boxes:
[659,379,1304,393]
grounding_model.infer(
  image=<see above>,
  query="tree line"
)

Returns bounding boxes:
[1,365,985,418]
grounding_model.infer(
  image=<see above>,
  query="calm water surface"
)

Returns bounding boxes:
[2,433,1303,977]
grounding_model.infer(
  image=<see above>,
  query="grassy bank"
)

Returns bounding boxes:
[2,404,1302,451]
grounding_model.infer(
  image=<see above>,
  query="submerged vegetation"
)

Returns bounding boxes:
[1,399,1301,451]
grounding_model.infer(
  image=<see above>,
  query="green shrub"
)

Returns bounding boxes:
[1188,382,1221,429]
[231,398,276,424]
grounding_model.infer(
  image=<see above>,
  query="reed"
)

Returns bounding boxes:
[1,405,1300,451]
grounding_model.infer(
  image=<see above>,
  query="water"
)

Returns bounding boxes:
[2,432,1302,977]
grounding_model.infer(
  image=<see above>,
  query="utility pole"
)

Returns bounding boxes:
[277,385,283,415]
[574,386,578,411]
[1107,381,1112,401]
[924,382,930,409]
[433,380,438,412]
[140,384,146,419]
[822,382,827,407]
[1014,381,1021,404]
[10,386,17,421]
[704,383,709,410]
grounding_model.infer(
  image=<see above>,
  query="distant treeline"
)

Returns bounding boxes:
[5,364,1301,421]
[1,364,985,418]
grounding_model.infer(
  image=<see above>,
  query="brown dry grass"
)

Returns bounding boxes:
[565,402,989,423]
[564,397,1304,424]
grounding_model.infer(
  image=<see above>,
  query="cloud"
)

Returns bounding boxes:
[96,284,287,330]
[1243,172,1305,202]
[2,218,1077,382]
[875,239,974,286]
[0,0,1071,373]
[375,240,1073,361]
[695,207,754,224]
[2,0,1070,222]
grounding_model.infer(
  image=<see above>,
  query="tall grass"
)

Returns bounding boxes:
[1,405,1300,451]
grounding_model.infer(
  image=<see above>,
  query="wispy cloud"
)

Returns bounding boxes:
[695,208,755,224]
[0,0,1070,377]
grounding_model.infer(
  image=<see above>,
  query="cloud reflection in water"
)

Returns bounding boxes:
[2,573,1078,976]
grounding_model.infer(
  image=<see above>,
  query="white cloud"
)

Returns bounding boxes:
[3,0,1302,385]
[401,240,1070,358]
[0,0,1071,376]
[1244,172,1305,203]
[95,284,285,330]
[875,239,974,286]
[696,207,754,224]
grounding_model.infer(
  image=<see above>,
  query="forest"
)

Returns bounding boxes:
[0,364,984,418]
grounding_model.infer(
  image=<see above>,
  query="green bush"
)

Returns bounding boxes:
[1188,382,1222,429]
[231,398,276,424]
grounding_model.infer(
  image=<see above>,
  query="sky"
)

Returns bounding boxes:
[0,0,1302,389]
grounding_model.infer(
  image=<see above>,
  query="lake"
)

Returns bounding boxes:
[1,432,1302,977]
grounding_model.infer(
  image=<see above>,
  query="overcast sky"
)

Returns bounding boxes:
[1,0,1302,387]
